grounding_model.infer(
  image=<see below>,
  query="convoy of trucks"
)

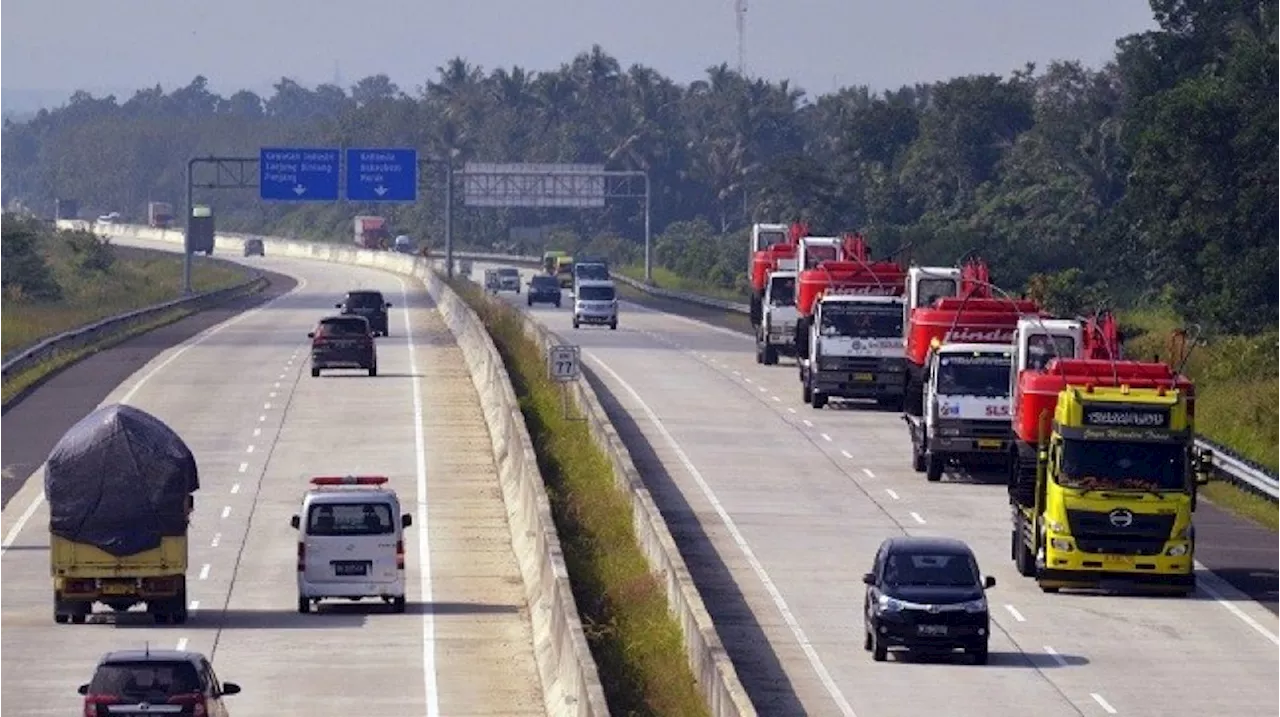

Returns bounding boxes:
[743,220,1215,595]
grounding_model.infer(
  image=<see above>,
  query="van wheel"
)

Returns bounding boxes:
[610,320,617,330]
[572,318,580,329]
[297,596,311,614]
[311,368,320,377]
[392,596,407,614]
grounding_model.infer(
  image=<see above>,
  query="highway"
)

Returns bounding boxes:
[1,250,547,716]
[480,263,1280,717]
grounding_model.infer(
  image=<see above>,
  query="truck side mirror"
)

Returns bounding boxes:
[290,515,300,530]
[401,513,413,528]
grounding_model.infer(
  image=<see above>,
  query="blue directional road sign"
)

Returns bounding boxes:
[259,147,340,201]
[346,148,418,202]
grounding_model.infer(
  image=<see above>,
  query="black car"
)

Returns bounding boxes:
[527,275,563,307]
[309,316,377,377]
[863,536,995,664]
[336,290,391,336]
[243,238,264,257]
[79,648,241,716]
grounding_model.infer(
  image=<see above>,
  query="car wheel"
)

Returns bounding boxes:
[863,624,872,651]
[392,596,407,613]
[967,643,989,665]
[872,633,887,662]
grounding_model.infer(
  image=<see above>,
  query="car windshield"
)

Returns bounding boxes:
[819,304,902,338]
[307,502,395,535]
[91,661,202,698]
[916,278,957,308]
[768,276,796,306]
[579,286,615,301]
[320,319,368,336]
[885,552,978,588]
[576,264,609,280]
[1025,334,1077,371]
[936,354,1011,397]
[532,277,558,288]
[346,293,383,308]
[1057,439,1186,491]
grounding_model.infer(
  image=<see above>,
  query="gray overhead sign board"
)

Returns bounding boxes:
[462,162,606,208]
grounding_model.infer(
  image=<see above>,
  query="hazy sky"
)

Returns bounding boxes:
[3,0,1158,100]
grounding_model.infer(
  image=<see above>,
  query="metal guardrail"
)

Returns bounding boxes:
[457,251,1278,502]
[2,270,265,384]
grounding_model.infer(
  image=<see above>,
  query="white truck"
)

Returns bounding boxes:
[755,262,798,365]
[800,294,907,409]
[906,342,1015,482]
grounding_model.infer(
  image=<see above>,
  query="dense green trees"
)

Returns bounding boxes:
[3,1,1274,331]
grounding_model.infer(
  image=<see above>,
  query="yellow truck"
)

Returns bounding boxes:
[47,404,198,624]
[555,255,576,288]
[1008,352,1212,596]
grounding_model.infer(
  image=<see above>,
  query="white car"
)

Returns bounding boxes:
[290,476,412,613]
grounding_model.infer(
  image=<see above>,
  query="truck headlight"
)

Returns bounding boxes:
[1165,544,1189,557]
[937,426,961,436]
[1046,520,1066,534]
[1050,538,1074,552]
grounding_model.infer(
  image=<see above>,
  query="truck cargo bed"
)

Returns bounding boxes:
[51,535,187,578]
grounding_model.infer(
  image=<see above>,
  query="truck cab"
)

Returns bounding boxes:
[906,266,962,313]
[801,294,906,409]
[907,341,1014,482]
[796,236,842,271]
[756,264,798,365]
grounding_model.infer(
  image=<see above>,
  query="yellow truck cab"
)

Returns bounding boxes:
[1010,368,1212,595]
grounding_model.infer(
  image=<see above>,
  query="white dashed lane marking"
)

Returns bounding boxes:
[862,468,875,479]
[211,533,221,548]
[231,483,241,494]
[198,564,210,580]
[1043,646,1068,667]
[1004,604,1026,622]
[821,433,832,442]
[802,419,814,428]
[910,512,926,525]
[886,489,900,500]
[1091,694,1117,714]
[246,445,255,454]
[841,450,853,459]
[220,506,231,519]
[238,462,248,473]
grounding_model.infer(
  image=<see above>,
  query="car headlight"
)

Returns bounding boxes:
[877,595,905,612]
[962,597,987,614]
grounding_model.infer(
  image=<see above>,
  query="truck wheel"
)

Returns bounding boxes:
[872,633,888,662]
[1014,518,1036,576]
[763,343,778,365]
[368,364,378,377]
[297,596,312,614]
[311,368,320,377]
[925,452,943,482]
[812,391,828,409]
[802,383,813,404]
[392,596,407,613]
[572,318,580,329]
[755,340,764,364]
[912,445,926,473]
[71,613,87,624]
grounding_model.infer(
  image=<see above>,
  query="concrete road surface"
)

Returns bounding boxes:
[1,252,546,716]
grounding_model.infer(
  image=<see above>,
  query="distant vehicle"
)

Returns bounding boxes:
[242,238,265,257]
[353,215,389,250]
[96,211,121,224]
[309,316,377,377]
[336,290,391,336]
[542,250,568,275]
[459,259,473,277]
[555,256,576,288]
[496,267,521,293]
[527,275,563,307]
[863,536,995,664]
[290,475,412,614]
[147,201,174,228]
[573,279,618,330]
[484,269,501,293]
[393,234,416,254]
[78,648,241,717]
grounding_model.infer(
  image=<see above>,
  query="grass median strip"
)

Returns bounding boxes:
[448,277,710,717]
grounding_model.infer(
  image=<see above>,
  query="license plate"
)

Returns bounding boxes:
[917,624,948,636]
[854,372,875,381]
[332,561,369,576]
[100,583,133,595]
[1103,554,1134,565]
[977,439,1002,449]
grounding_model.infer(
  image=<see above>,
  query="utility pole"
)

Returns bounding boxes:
[735,0,748,76]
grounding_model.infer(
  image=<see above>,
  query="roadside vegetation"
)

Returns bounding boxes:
[1,214,245,354]
[446,276,709,717]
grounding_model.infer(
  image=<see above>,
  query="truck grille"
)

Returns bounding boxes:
[938,420,1011,439]
[1065,509,1175,556]
[823,356,894,372]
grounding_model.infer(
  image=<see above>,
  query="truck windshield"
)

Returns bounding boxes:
[820,304,902,338]
[1057,439,1186,491]
[916,278,957,308]
[579,286,615,301]
[757,230,787,250]
[768,276,796,306]
[1026,334,1077,371]
[804,245,838,269]
[936,354,1011,397]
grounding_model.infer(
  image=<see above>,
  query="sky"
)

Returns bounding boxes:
[2,0,1159,111]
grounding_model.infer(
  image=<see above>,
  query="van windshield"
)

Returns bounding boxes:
[579,286,615,301]
[346,292,383,308]
[307,502,395,535]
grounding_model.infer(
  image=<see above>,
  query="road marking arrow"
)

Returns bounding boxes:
[374,185,388,196]
[293,184,307,195]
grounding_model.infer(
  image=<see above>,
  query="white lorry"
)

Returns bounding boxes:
[800,293,907,409]
[755,262,798,365]
[905,342,1015,482]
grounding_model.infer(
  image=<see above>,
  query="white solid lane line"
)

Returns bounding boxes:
[587,353,860,717]
[1090,693,1118,714]
[395,275,441,717]
[1004,604,1027,622]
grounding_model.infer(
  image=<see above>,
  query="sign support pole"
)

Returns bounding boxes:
[445,161,455,279]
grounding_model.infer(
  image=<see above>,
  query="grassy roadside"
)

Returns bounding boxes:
[616,263,748,304]
[446,276,710,717]
[3,249,246,355]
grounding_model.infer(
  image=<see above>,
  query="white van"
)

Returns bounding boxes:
[290,476,412,613]
[573,279,618,330]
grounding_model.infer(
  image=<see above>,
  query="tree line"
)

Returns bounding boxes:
[2,0,1274,332]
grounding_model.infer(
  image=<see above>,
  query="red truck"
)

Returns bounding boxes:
[353,215,389,250]
[148,202,174,229]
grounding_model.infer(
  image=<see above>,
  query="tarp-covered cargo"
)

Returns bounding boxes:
[45,404,199,557]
